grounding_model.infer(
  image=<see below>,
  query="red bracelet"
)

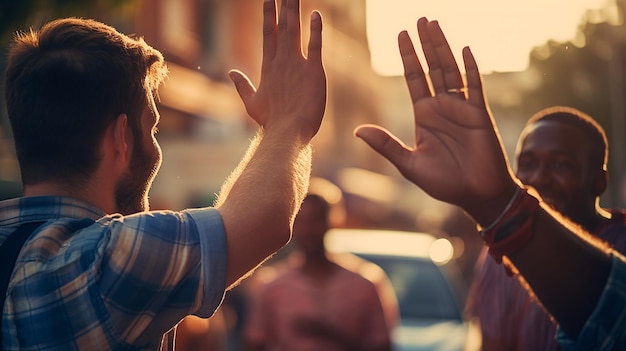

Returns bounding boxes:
[478,186,541,271]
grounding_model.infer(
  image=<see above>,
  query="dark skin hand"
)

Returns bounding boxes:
[355,17,612,338]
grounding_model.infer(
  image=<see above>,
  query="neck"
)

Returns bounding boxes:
[300,252,335,271]
[576,207,611,234]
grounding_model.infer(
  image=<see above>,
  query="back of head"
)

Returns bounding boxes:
[523,106,608,171]
[292,179,343,252]
[307,177,346,228]
[4,18,167,186]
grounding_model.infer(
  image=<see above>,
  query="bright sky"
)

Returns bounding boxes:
[366,0,611,75]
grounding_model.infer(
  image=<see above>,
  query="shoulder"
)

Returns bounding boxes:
[598,210,626,254]
[605,209,626,226]
[99,208,226,254]
[335,264,379,291]
[558,254,626,350]
[257,266,300,291]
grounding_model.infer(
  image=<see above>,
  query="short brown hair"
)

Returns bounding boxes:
[5,18,168,185]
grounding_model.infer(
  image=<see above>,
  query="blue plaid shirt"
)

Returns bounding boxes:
[557,253,626,351]
[0,196,227,350]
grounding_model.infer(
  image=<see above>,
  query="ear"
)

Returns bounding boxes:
[111,113,130,163]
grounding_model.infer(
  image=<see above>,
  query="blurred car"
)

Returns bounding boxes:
[325,228,470,351]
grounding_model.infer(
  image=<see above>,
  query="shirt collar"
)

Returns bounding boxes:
[0,196,106,226]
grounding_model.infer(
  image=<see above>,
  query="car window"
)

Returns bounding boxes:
[357,254,463,322]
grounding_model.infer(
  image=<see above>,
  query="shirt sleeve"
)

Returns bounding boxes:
[185,208,228,316]
[465,248,520,347]
[557,254,626,351]
[99,208,227,345]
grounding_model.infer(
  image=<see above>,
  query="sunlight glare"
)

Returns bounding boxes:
[429,238,454,265]
[366,0,610,75]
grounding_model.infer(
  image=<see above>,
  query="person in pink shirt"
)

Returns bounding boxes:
[243,192,393,351]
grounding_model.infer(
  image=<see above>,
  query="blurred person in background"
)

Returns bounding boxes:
[242,181,395,351]
[0,0,327,349]
[466,106,626,351]
[355,16,626,351]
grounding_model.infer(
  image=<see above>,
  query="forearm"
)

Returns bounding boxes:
[216,127,312,288]
[214,131,262,208]
[467,183,612,337]
[506,205,612,338]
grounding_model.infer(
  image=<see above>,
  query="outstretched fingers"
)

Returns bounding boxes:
[262,0,277,66]
[354,125,412,171]
[399,30,430,104]
[463,47,486,109]
[419,18,465,98]
[228,70,257,119]
[277,0,301,56]
[307,11,322,62]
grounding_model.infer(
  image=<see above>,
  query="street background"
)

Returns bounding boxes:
[2,0,626,288]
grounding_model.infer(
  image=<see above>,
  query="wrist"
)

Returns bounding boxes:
[466,180,522,228]
[479,185,541,269]
[262,116,320,144]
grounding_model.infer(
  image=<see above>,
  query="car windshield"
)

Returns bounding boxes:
[357,254,463,322]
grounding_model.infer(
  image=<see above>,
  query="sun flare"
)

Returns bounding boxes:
[366,0,611,75]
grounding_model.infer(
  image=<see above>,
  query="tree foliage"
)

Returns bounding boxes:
[520,4,626,206]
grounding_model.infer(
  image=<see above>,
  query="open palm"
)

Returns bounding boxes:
[229,0,326,141]
[356,18,516,221]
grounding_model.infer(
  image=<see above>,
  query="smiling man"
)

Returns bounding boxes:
[466,106,626,351]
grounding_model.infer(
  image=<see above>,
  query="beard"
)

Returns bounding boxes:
[114,137,161,215]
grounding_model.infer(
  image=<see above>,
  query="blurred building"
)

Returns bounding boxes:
[121,4,489,345]
[10,0,622,266]
[0,0,533,232]
[120,0,404,215]
[0,0,427,222]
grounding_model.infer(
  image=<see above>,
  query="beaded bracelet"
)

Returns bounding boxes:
[478,185,541,273]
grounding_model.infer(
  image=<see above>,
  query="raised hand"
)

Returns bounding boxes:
[355,18,517,225]
[229,0,327,141]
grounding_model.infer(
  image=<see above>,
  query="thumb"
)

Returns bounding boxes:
[229,69,256,106]
[354,124,411,168]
